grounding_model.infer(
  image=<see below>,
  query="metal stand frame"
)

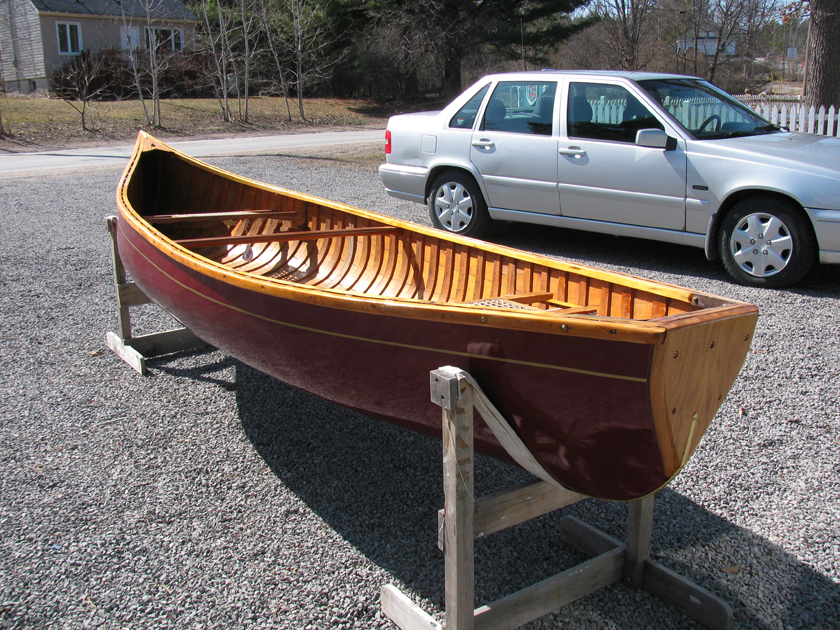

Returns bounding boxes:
[104,216,205,374]
[381,366,733,630]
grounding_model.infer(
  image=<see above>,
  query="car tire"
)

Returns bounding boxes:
[428,171,491,239]
[719,196,817,288]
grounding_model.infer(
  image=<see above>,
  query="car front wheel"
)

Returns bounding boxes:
[719,196,817,288]
[428,171,491,239]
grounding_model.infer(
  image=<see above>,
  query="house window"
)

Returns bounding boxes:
[145,27,184,52]
[57,22,82,55]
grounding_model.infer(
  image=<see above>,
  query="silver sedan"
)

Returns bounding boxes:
[379,71,840,288]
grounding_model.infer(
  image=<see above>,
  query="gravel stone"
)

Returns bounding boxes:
[1,143,838,629]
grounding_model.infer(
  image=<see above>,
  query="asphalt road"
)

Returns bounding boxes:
[0,129,384,178]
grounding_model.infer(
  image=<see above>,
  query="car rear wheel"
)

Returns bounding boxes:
[719,196,816,288]
[428,171,491,239]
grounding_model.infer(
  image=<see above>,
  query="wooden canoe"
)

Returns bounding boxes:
[114,131,758,501]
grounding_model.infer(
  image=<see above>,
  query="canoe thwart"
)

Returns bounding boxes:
[175,226,401,248]
[145,209,301,224]
[382,367,733,630]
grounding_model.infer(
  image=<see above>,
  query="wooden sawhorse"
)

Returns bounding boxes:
[381,366,733,630]
[104,216,206,374]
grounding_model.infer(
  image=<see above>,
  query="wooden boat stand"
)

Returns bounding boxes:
[381,366,733,630]
[105,216,206,375]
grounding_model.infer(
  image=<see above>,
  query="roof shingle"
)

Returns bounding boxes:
[30,0,198,22]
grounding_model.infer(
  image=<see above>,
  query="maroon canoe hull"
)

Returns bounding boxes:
[117,218,667,501]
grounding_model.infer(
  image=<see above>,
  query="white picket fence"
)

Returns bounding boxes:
[739,100,840,137]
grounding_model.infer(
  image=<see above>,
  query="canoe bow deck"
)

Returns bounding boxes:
[115,131,758,501]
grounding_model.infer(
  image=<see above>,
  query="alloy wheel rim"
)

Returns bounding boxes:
[434,182,473,232]
[729,212,793,277]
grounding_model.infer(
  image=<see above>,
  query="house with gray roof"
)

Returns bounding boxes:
[0,0,199,93]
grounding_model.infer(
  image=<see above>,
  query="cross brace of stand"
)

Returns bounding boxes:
[381,366,733,630]
[104,216,206,374]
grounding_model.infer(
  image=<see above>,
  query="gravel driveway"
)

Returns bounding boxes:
[1,143,838,629]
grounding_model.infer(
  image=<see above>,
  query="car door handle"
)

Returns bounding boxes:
[472,139,495,149]
[559,146,586,157]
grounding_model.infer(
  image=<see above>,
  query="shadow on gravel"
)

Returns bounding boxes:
[234,361,840,629]
[152,350,239,391]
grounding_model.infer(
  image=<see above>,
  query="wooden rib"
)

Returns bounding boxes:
[309,207,346,286]
[650,295,669,319]
[579,275,590,307]
[391,233,414,299]
[272,242,318,283]
[345,219,376,291]
[324,219,359,289]
[146,210,300,224]
[354,233,387,293]
[519,261,533,295]
[433,241,455,302]
[504,259,517,295]
[558,270,570,304]
[175,226,399,248]
[467,249,485,302]
[489,255,502,298]
[370,233,400,296]
[421,237,439,301]
[621,286,634,319]
[599,283,611,317]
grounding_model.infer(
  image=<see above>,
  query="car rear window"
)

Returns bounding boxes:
[449,84,490,129]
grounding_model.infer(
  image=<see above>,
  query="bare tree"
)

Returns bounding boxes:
[119,7,152,126]
[654,0,779,82]
[198,0,235,121]
[232,0,262,123]
[257,0,293,120]
[287,0,341,120]
[118,0,179,127]
[50,49,115,131]
[591,0,659,70]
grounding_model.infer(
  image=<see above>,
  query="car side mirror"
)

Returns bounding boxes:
[636,129,677,151]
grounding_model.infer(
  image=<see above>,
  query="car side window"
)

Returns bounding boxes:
[567,83,663,143]
[480,81,556,136]
[449,84,490,129]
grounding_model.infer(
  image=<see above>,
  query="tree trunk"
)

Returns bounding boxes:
[805,0,840,109]
[443,53,462,98]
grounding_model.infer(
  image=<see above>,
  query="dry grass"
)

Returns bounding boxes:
[0,93,392,152]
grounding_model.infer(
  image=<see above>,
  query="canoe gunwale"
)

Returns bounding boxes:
[116,131,758,346]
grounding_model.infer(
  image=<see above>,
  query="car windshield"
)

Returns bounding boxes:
[637,78,782,140]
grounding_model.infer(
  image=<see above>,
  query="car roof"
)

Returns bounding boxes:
[479,70,703,82]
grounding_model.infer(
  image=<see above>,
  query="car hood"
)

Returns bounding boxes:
[713,132,840,170]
